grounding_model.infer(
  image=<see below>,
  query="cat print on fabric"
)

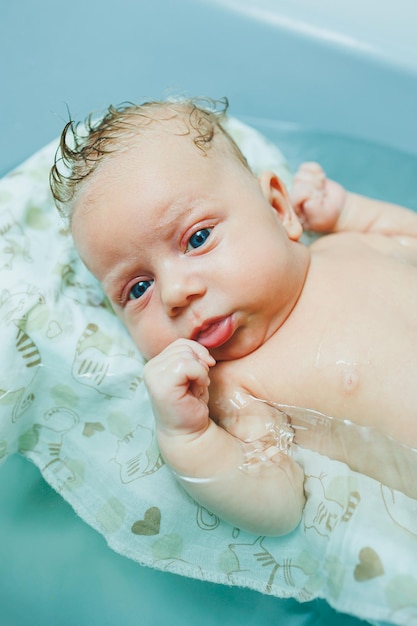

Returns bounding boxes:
[303,473,361,538]
[19,407,84,491]
[114,423,163,483]
[0,286,43,421]
[0,209,32,269]
[72,323,143,399]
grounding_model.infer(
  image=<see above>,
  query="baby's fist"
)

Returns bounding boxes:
[144,339,216,437]
[290,162,347,233]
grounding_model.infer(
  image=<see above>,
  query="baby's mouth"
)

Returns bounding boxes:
[193,316,235,349]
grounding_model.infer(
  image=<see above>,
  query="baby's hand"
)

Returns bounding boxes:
[143,339,216,438]
[290,162,347,232]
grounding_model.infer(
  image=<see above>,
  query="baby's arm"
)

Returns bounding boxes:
[144,339,305,536]
[290,162,417,238]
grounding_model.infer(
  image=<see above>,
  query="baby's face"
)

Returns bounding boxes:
[72,125,308,361]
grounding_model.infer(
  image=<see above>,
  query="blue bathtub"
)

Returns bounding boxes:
[1,1,416,624]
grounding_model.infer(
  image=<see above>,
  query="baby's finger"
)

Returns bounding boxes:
[292,169,325,193]
[296,161,326,178]
[171,351,211,387]
[290,180,321,203]
[169,338,216,369]
[145,340,212,392]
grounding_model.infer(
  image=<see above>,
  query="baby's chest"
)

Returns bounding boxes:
[212,301,417,434]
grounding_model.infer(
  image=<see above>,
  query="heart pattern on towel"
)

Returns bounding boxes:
[46,320,62,339]
[131,507,161,536]
[354,547,384,581]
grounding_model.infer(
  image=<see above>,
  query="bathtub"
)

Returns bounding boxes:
[1,1,416,625]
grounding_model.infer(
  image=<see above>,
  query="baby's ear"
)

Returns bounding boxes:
[258,171,303,241]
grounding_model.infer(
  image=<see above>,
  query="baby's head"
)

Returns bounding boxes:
[50,96,250,221]
[51,96,306,362]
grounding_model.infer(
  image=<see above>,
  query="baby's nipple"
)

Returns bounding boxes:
[340,363,360,394]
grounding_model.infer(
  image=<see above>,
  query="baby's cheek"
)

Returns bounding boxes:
[127,321,167,360]
[127,328,148,356]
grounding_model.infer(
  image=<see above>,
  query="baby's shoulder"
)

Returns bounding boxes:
[310,230,417,266]
[309,231,366,253]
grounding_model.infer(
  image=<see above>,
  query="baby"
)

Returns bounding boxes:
[50,97,417,537]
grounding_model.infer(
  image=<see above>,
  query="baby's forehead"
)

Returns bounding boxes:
[73,130,196,213]
[73,109,244,218]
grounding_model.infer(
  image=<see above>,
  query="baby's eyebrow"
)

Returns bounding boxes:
[102,260,137,303]
[156,200,194,228]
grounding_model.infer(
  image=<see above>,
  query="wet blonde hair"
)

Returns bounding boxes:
[50,96,251,220]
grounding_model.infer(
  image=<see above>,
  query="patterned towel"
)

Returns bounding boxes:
[1,119,416,626]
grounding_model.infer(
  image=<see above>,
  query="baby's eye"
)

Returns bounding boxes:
[186,228,212,252]
[129,279,153,300]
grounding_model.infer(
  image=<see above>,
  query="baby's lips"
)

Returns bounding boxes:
[193,316,235,350]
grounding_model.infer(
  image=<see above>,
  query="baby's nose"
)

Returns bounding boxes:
[160,269,205,316]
